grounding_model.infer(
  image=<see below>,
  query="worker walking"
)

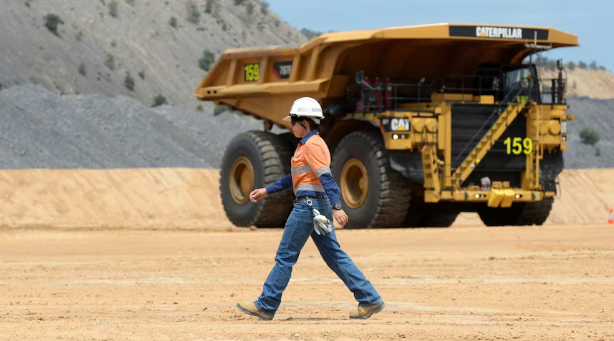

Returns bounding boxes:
[236,97,385,321]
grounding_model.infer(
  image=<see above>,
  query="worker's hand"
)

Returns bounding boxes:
[333,209,348,226]
[249,188,268,203]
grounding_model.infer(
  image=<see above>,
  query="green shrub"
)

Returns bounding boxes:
[152,95,168,107]
[169,16,178,28]
[199,49,215,71]
[44,14,64,36]
[300,28,322,39]
[138,71,145,80]
[109,0,119,18]
[206,0,220,16]
[589,61,598,70]
[579,127,600,145]
[534,55,547,64]
[78,63,87,76]
[125,0,135,6]
[246,2,254,15]
[186,1,200,24]
[578,61,587,69]
[234,0,247,5]
[260,0,269,14]
[196,105,204,112]
[595,147,601,157]
[76,30,84,41]
[104,54,115,70]
[124,72,135,91]
[567,61,576,71]
[214,104,228,116]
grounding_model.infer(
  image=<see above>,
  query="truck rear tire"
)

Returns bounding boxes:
[331,130,411,228]
[515,197,554,226]
[401,203,460,227]
[477,197,554,226]
[401,203,459,228]
[220,131,294,227]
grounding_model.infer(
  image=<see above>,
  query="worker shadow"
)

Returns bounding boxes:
[280,316,347,322]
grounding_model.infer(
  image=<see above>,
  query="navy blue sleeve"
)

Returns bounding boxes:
[319,173,341,206]
[265,174,292,194]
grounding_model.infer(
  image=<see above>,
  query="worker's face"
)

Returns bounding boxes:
[291,118,307,138]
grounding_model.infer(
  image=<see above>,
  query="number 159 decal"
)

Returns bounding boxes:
[244,63,259,82]
[504,137,533,155]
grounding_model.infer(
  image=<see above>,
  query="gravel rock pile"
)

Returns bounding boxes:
[0,84,262,169]
[564,97,614,169]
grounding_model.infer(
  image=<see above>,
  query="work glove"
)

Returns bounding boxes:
[312,208,333,235]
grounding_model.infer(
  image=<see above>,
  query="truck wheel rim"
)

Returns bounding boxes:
[341,158,369,209]
[229,157,254,205]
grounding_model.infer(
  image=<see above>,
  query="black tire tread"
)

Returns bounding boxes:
[220,131,294,227]
[516,197,554,226]
[478,197,555,227]
[333,130,411,228]
[417,213,459,228]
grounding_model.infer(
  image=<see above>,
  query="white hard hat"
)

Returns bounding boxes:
[283,97,324,124]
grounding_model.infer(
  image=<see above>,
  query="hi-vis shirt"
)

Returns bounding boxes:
[265,130,341,206]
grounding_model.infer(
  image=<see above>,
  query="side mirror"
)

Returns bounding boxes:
[557,59,563,71]
[355,70,364,84]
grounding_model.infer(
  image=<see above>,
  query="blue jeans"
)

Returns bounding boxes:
[255,197,383,317]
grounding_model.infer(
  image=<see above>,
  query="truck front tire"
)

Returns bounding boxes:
[331,130,411,228]
[220,131,294,227]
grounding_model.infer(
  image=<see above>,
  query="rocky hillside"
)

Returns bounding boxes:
[0,0,308,110]
[539,68,614,100]
[0,84,263,169]
[1,1,613,108]
[0,2,612,170]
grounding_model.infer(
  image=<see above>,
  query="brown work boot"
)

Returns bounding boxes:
[350,302,385,319]
[236,301,273,321]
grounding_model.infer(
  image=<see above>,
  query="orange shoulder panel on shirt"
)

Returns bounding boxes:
[304,135,331,169]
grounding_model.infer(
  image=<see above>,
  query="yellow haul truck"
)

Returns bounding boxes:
[195,23,578,228]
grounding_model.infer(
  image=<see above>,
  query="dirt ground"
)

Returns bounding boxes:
[1,225,613,340]
[1,168,613,339]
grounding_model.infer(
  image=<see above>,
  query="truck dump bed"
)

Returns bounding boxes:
[195,23,577,127]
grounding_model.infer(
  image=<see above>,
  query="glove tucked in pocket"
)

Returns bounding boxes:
[312,208,333,235]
